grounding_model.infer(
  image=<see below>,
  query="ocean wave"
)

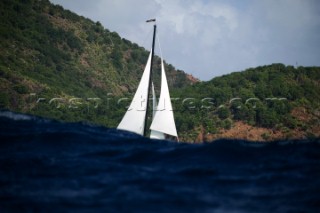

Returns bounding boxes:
[0,110,35,121]
[0,111,319,212]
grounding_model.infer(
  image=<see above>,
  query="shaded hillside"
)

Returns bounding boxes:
[172,64,320,142]
[0,0,196,126]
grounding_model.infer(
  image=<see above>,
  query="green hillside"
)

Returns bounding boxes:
[0,0,196,127]
[172,64,320,141]
[1,0,319,142]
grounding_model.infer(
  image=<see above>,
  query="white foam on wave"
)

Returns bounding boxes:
[0,111,33,121]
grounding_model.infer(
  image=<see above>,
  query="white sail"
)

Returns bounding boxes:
[150,82,165,139]
[117,50,152,135]
[150,59,178,137]
[151,82,157,119]
[150,129,166,139]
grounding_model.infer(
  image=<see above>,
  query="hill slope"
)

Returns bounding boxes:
[172,64,320,141]
[0,0,197,127]
[0,0,319,142]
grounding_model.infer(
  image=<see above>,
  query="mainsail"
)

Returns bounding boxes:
[117,51,152,135]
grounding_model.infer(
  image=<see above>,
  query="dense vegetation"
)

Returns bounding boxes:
[0,0,195,127]
[172,64,320,141]
[1,0,319,141]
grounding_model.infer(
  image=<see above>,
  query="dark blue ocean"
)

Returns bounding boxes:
[0,111,319,213]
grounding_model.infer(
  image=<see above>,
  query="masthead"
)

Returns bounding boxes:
[146,19,156,23]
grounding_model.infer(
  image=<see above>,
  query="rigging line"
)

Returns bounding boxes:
[141,27,153,51]
[156,31,163,60]
[157,29,180,142]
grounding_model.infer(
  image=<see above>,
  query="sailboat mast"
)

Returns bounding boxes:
[143,22,157,137]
